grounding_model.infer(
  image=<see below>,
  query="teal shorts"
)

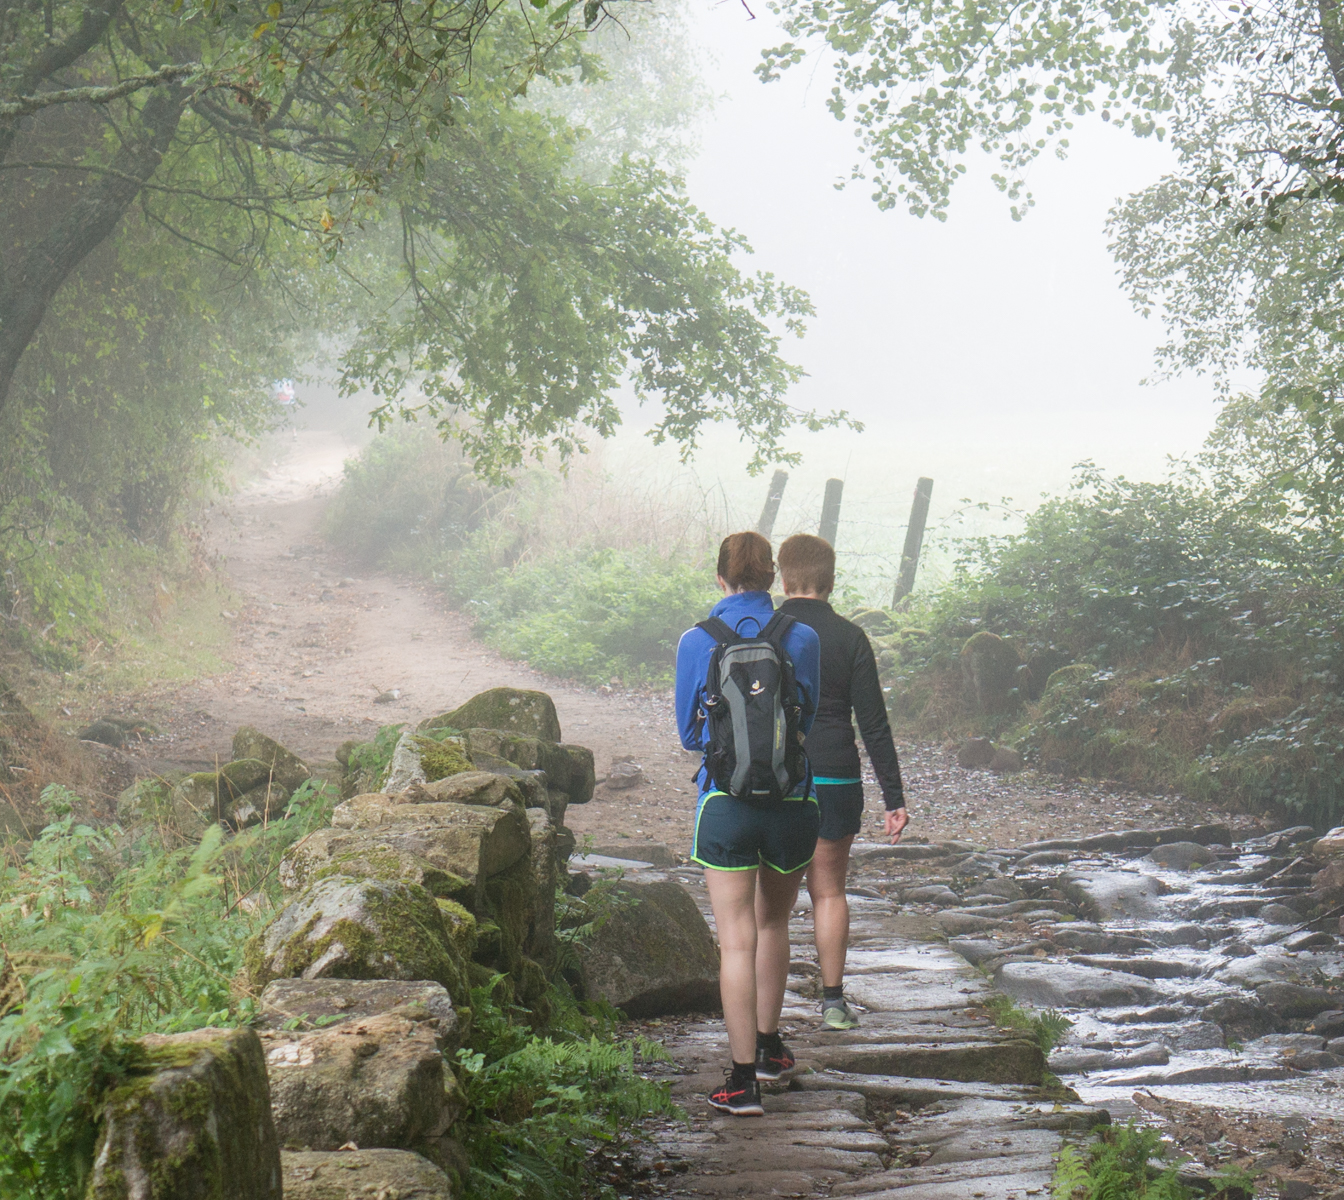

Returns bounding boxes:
[691,791,820,874]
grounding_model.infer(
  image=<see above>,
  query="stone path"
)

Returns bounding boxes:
[637,868,1111,1199]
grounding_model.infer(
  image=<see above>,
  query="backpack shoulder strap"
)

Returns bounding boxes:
[759,611,795,648]
[696,617,737,645]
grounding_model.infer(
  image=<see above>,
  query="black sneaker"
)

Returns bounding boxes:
[754,1038,796,1081]
[708,1070,764,1116]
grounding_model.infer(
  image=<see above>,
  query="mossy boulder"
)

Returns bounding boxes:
[576,880,719,1017]
[279,827,473,900]
[849,608,898,637]
[165,773,221,831]
[117,774,186,824]
[420,687,562,742]
[232,726,311,791]
[461,728,595,804]
[463,751,550,811]
[959,631,1024,714]
[87,1027,281,1200]
[330,797,532,894]
[258,978,462,1050]
[436,899,478,960]
[280,1149,453,1200]
[261,1012,461,1158]
[244,876,466,1004]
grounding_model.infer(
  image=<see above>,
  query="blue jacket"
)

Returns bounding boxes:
[675,591,821,796]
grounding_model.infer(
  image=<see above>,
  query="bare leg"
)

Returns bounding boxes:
[705,867,761,1063]
[754,866,805,1035]
[807,834,855,989]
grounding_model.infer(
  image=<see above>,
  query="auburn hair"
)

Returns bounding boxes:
[778,533,836,596]
[717,531,775,592]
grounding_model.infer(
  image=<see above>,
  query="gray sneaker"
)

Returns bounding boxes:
[821,997,860,1030]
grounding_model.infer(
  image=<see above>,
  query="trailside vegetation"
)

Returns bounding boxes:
[0,780,674,1200]
[872,396,1344,824]
[323,425,720,686]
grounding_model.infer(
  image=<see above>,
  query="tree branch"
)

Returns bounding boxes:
[0,62,202,119]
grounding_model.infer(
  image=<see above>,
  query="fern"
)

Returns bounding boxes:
[1052,1122,1192,1200]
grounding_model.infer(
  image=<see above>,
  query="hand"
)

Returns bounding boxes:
[885,807,909,844]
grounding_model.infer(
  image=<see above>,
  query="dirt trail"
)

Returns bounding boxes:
[126,431,699,848]
[117,430,1238,852]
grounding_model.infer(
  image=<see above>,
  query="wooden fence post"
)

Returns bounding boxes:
[819,478,844,548]
[892,477,934,606]
[756,469,789,538]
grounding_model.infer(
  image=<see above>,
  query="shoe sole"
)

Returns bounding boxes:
[754,1064,795,1081]
[708,1099,765,1116]
[822,1018,859,1030]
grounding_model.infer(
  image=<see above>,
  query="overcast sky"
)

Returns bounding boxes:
[599,0,1234,596]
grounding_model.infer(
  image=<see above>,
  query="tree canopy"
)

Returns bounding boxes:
[761,0,1344,500]
[1,0,844,482]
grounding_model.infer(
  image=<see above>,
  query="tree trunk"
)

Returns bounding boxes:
[0,83,184,412]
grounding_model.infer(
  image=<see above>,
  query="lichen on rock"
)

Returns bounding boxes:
[232,726,311,791]
[87,1027,281,1200]
[245,875,466,1004]
[421,687,562,743]
[280,1149,453,1200]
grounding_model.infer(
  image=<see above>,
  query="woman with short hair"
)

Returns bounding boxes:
[778,533,909,1030]
[674,531,821,1116]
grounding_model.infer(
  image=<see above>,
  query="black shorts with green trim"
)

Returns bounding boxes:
[814,778,864,841]
[691,791,820,874]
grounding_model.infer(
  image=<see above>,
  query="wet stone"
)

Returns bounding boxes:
[1065,955,1196,979]
[994,961,1163,1008]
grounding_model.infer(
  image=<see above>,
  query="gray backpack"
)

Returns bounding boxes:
[697,612,808,803]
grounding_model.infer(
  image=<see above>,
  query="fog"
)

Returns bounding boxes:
[600,0,1236,598]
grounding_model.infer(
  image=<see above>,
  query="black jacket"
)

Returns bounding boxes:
[778,597,906,811]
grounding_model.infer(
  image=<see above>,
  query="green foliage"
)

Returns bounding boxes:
[981,994,1073,1054]
[878,398,1344,819]
[0,780,337,1199]
[326,427,720,686]
[345,723,406,794]
[456,976,676,1200]
[1052,1122,1189,1200]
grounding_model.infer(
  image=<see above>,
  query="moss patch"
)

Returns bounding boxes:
[414,735,473,783]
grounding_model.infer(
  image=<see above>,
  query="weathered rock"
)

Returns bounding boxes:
[994,961,1163,1008]
[245,876,466,1002]
[1018,850,1073,867]
[965,878,1024,900]
[1203,996,1276,1042]
[1058,870,1162,921]
[226,781,290,829]
[1144,841,1217,870]
[464,752,550,811]
[330,797,531,894]
[88,1027,281,1200]
[1049,929,1156,954]
[1307,1010,1344,1039]
[904,885,960,905]
[1065,956,1195,979]
[811,1040,1045,1086]
[402,771,524,810]
[1215,952,1310,989]
[1259,902,1302,926]
[1049,1042,1169,1073]
[577,880,719,1016]
[460,727,596,804]
[1314,826,1344,857]
[167,773,224,830]
[422,687,563,742]
[262,1013,461,1155]
[1257,982,1340,1018]
[934,910,1008,936]
[383,730,429,794]
[605,758,645,789]
[1022,824,1232,854]
[960,632,1023,713]
[989,746,1024,773]
[956,738,996,769]
[233,726,311,791]
[258,979,461,1047]
[280,1149,453,1200]
[280,827,473,899]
